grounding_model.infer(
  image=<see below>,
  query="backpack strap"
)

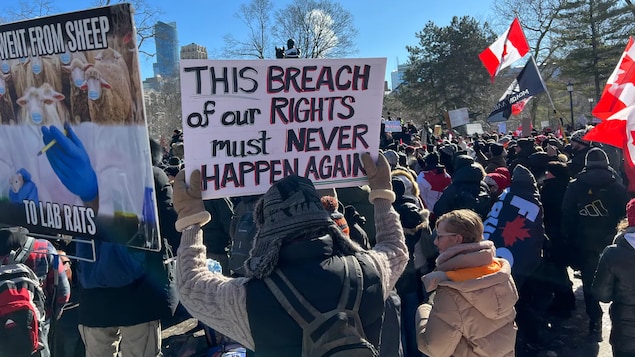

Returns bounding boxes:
[10,236,35,264]
[263,268,322,328]
[338,255,364,312]
[263,255,362,328]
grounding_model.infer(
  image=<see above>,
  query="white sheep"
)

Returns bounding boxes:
[81,48,132,124]
[17,83,69,127]
[62,57,91,124]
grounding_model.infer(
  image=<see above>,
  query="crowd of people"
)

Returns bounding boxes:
[4,119,635,357]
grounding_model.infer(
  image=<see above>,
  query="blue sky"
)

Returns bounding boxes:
[17,0,495,86]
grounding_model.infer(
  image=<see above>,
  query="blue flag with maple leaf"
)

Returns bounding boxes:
[482,167,545,280]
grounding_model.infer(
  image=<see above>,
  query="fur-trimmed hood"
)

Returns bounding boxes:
[392,168,421,199]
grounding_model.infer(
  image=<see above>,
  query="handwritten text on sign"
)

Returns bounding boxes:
[180,58,386,199]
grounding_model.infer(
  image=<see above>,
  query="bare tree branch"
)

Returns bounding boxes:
[273,0,358,59]
[94,0,162,55]
[4,0,57,21]
[223,0,274,59]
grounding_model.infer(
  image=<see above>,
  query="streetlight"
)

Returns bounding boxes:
[588,97,594,114]
[567,82,574,130]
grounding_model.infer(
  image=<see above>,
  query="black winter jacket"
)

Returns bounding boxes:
[561,168,627,259]
[433,163,492,219]
[593,230,635,352]
[245,235,384,357]
[540,176,569,264]
[393,194,428,296]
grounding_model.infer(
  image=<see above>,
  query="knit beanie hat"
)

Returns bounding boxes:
[485,172,510,194]
[546,161,570,180]
[244,175,361,279]
[585,148,609,169]
[320,196,350,237]
[627,198,635,226]
[494,167,511,183]
[384,150,399,168]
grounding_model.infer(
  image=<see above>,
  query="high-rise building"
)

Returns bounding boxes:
[390,64,410,91]
[180,43,208,60]
[153,21,178,78]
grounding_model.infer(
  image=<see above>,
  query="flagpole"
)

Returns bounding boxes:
[530,55,556,110]
[528,55,569,141]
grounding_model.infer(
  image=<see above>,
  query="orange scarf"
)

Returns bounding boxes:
[445,258,503,282]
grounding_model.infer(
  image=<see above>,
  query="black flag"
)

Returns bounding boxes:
[487,57,547,122]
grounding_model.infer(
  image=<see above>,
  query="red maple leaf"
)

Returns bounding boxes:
[501,216,530,247]
[609,53,635,99]
[615,55,635,85]
[631,131,635,146]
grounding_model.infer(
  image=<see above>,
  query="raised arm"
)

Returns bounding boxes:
[173,170,255,350]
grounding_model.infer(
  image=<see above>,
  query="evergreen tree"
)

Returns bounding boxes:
[555,0,633,99]
[398,16,499,124]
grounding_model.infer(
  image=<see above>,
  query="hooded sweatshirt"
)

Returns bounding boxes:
[483,165,545,281]
[416,240,518,357]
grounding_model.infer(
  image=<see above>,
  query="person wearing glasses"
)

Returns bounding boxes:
[415,209,518,357]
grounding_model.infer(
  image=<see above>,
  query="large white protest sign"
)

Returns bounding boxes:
[180,58,387,199]
[466,123,484,135]
[448,107,470,128]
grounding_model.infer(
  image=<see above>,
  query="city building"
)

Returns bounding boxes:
[180,43,208,60]
[153,21,179,78]
[390,63,410,91]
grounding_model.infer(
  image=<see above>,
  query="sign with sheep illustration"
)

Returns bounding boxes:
[180,58,387,199]
[0,4,161,251]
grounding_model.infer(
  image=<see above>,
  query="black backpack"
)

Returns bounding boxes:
[264,256,379,357]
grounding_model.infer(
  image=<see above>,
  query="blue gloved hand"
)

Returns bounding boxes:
[8,168,39,203]
[41,123,98,202]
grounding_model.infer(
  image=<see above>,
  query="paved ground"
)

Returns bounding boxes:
[161,268,616,357]
[516,269,613,357]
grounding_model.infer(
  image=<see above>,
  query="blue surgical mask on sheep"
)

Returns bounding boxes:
[31,112,43,125]
[88,90,100,100]
[72,68,85,88]
[32,62,42,75]
[60,52,71,65]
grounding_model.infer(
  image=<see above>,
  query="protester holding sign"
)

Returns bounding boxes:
[173,153,408,355]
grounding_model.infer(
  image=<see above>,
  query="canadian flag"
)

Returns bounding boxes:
[592,37,635,120]
[585,37,635,192]
[585,107,635,192]
[479,18,530,80]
